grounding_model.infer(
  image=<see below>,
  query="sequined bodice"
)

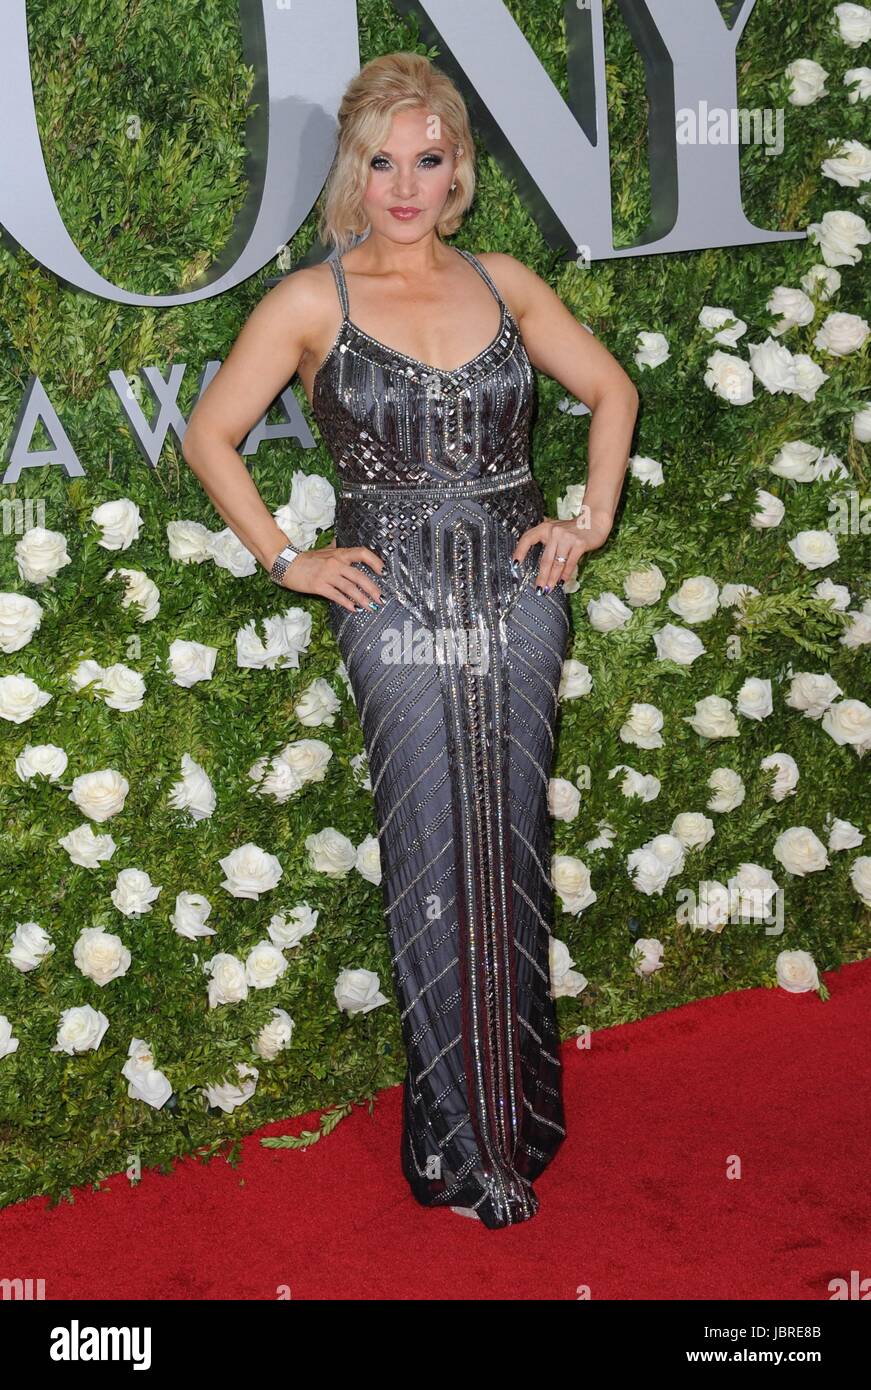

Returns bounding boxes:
[311,248,536,487]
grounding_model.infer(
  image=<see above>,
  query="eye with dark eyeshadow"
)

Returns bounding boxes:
[370,153,444,170]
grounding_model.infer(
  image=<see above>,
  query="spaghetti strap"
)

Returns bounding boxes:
[328,254,350,319]
[455,247,506,312]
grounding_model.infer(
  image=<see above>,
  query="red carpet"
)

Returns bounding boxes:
[3,960,869,1300]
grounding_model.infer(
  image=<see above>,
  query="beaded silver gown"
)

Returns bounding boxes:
[311,247,570,1229]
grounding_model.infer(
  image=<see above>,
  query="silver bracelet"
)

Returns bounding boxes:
[267,543,301,585]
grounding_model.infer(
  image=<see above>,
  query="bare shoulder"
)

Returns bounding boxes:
[247,261,336,359]
[474,251,549,320]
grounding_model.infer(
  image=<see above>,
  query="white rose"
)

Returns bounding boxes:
[667,575,719,623]
[801,263,842,299]
[69,658,105,694]
[254,1008,295,1060]
[108,567,160,622]
[814,580,852,611]
[294,677,341,726]
[816,452,848,480]
[626,846,671,896]
[245,940,289,990]
[209,528,258,577]
[728,862,780,918]
[737,677,773,720]
[834,2,871,46]
[236,609,313,670]
[0,1015,20,1059]
[6,920,55,972]
[203,1062,259,1112]
[774,949,820,994]
[15,742,67,781]
[551,855,597,913]
[204,952,249,1008]
[852,400,871,441]
[98,663,146,712]
[747,337,798,394]
[785,57,828,104]
[720,583,760,608]
[0,592,44,652]
[769,439,822,481]
[305,827,357,878]
[827,817,864,851]
[549,939,588,999]
[751,489,786,529]
[841,608,871,648]
[57,822,117,868]
[623,565,666,606]
[704,350,755,404]
[620,702,665,748]
[629,454,665,486]
[822,698,871,751]
[586,591,632,632]
[767,285,816,333]
[168,639,218,687]
[548,778,581,821]
[90,499,142,550]
[707,767,746,812]
[110,867,162,917]
[73,926,131,986]
[686,881,732,932]
[559,658,593,699]
[122,1038,173,1109]
[760,752,800,801]
[814,310,870,356]
[556,482,586,520]
[635,331,670,368]
[790,356,830,401]
[278,739,332,785]
[698,306,747,346]
[684,695,739,739]
[219,842,283,899]
[166,519,213,563]
[609,764,661,801]
[355,833,382,885]
[849,855,871,906]
[787,530,839,569]
[349,752,371,788]
[267,903,319,949]
[585,820,617,852]
[846,68,871,103]
[51,1005,110,1056]
[806,207,871,266]
[334,968,388,1015]
[279,470,336,537]
[0,673,52,723]
[68,768,130,822]
[168,753,216,820]
[170,891,216,939]
[670,813,715,850]
[249,755,304,803]
[785,671,841,718]
[821,137,871,188]
[14,527,72,584]
[632,938,665,976]
[652,623,706,665]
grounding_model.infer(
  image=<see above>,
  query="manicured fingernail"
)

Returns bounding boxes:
[369,601,380,611]
[535,585,542,596]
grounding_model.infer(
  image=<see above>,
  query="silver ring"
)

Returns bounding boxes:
[556,555,567,563]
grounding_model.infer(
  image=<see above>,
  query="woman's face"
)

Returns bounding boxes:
[362,105,457,239]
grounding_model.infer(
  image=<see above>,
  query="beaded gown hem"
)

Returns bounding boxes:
[310,247,570,1229]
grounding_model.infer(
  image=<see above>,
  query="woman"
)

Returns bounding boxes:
[183,52,638,1229]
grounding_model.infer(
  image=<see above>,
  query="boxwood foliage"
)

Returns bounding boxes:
[0,0,868,1207]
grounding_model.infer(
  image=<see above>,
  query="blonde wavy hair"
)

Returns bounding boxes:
[316,51,476,255]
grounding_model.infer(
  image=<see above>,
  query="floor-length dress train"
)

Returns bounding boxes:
[311,247,571,1229]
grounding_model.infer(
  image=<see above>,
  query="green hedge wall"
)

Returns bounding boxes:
[1,0,868,1208]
